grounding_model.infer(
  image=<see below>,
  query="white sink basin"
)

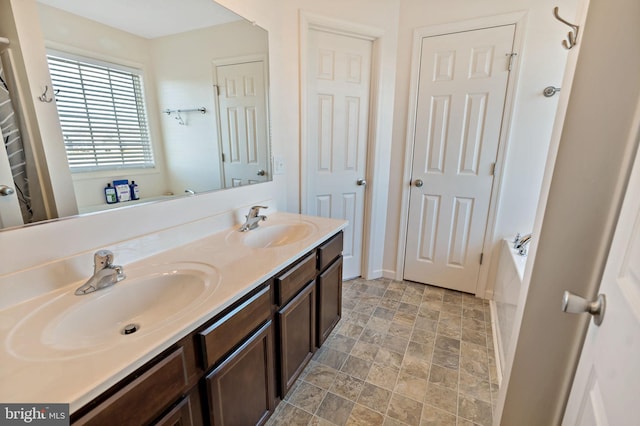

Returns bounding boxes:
[6,262,220,360]
[227,221,318,248]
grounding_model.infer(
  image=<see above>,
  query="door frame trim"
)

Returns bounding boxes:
[299,11,384,279]
[395,11,527,296]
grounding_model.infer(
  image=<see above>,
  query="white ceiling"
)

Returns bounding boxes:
[37,0,244,39]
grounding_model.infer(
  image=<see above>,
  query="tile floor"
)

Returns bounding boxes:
[266,278,499,426]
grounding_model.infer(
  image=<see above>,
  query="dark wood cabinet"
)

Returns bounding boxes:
[277,281,316,395]
[72,347,191,426]
[72,231,343,426]
[205,321,275,426]
[155,389,203,426]
[317,256,343,346]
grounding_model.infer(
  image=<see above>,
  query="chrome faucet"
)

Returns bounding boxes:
[239,205,268,232]
[75,250,126,295]
[514,233,532,256]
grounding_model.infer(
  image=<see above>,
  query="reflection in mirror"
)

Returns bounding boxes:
[2,0,270,228]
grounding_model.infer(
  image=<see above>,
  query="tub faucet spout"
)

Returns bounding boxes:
[514,233,532,256]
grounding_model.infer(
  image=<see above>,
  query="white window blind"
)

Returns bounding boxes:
[47,52,154,171]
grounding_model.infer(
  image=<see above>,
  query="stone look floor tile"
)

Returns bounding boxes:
[330,372,364,402]
[395,370,428,402]
[357,382,392,414]
[366,362,400,390]
[316,392,355,426]
[424,382,458,414]
[268,278,497,425]
[387,393,423,425]
[401,355,431,380]
[347,403,385,425]
[431,348,460,370]
[314,346,349,370]
[420,404,456,426]
[374,347,404,370]
[428,364,458,391]
[303,362,339,390]
[288,381,327,414]
[267,402,314,425]
[458,394,493,426]
[351,340,380,363]
[459,370,492,402]
[341,355,373,381]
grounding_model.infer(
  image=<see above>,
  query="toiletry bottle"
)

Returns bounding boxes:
[105,183,118,204]
[130,180,140,200]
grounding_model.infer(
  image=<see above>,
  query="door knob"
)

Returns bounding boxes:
[561,290,606,326]
[0,185,15,196]
[357,178,367,186]
[413,179,424,188]
[257,169,266,176]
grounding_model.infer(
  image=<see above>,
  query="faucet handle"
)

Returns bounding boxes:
[94,250,114,273]
[248,205,268,217]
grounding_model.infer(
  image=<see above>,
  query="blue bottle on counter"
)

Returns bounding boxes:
[130,181,140,200]
[105,183,118,204]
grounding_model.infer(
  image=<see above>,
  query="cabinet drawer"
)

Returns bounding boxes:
[317,232,343,271]
[275,252,316,305]
[74,347,188,426]
[199,285,271,370]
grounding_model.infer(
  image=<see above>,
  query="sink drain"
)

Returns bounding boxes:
[121,323,140,335]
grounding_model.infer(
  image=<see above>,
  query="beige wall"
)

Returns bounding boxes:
[151,20,268,195]
[37,3,169,209]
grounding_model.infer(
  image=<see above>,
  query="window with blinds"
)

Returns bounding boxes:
[47,52,154,171]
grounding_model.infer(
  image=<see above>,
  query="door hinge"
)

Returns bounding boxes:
[213,84,220,96]
[221,153,225,162]
[480,253,484,265]
[505,53,518,71]
[490,163,496,176]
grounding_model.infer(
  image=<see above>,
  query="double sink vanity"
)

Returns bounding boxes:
[0,210,346,425]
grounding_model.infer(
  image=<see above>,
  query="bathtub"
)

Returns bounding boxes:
[490,238,527,384]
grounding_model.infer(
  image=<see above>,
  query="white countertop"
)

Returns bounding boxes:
[0,212,346,412]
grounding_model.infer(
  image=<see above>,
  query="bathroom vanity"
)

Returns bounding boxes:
[0,212,345,426]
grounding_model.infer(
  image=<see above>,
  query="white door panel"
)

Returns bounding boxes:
[216,60,269,188]
[404,25,515,293]
[306,29,372,279]
[563,121,640,425]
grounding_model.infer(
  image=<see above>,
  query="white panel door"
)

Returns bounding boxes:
[306,29,372,279]
[562,118,640,425]
[216,60,269,188]
[0,126,24,228]
[404,25,515,293]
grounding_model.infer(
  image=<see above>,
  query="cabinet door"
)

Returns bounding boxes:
[154,388,202,426]
[317,256,343,346]
[277,281,316,396]
[205,321,275,426]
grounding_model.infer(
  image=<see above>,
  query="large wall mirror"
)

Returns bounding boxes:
[0,0,270,229]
